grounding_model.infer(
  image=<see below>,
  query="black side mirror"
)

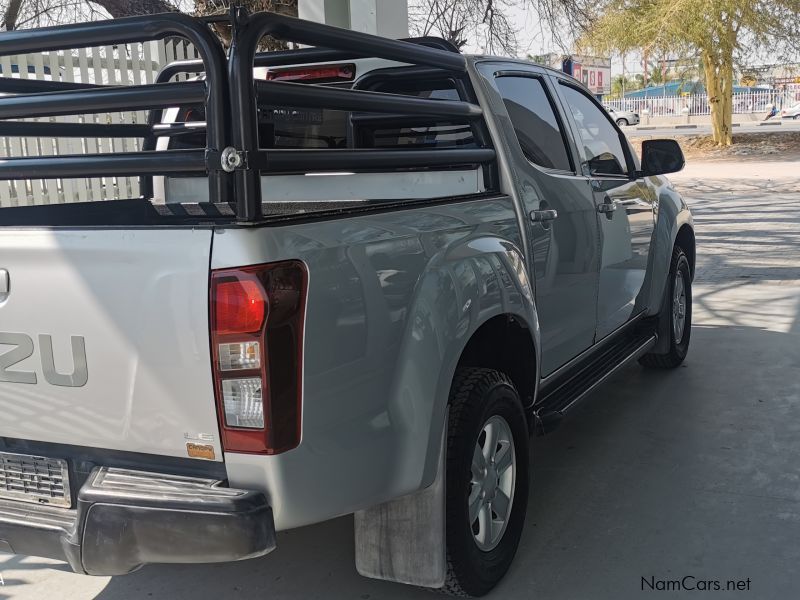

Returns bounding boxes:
[640,139,685,176]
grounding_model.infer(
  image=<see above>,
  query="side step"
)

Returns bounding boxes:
[534,331,657,434]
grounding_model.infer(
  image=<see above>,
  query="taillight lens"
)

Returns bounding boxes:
[214,278,266,335]
[210,261,308,454]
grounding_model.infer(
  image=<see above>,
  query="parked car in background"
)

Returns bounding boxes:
[781,102,800,119]
[606,106,640,126]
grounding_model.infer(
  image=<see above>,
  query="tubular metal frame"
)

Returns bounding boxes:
[0,9,497,223]
[0,12,229,202]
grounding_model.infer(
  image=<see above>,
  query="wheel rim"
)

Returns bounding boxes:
[672,269,687,342]
[469,415,516,551]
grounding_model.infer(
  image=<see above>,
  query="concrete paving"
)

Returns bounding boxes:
[2,158,800,599]
[623,119,800,137]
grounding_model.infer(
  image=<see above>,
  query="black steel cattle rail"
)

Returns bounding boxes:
[0,9,497,223]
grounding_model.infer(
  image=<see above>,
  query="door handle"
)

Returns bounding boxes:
[597,198,618,218]
[530,209,558,223]
[597,203,617,213]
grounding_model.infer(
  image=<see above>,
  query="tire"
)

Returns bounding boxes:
[639,246,692,368]
[616,118,629,127]
[442,368,529,597]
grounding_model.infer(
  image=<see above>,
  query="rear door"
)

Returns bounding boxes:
[0,228,222,461]
[555,81,656,339]
[478,63,600,376]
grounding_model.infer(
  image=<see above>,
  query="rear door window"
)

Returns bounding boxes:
[493,75,573,172]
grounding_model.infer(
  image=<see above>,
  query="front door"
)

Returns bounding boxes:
[556,82,656,339]
[479,65,600,376]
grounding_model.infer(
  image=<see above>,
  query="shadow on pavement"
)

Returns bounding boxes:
[91,323,800,600]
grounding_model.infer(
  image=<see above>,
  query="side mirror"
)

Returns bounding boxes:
[640,139,685,176]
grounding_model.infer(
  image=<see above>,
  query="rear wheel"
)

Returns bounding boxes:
[442,368,529,597]
[616,118,629,127]
[639,246,692,368]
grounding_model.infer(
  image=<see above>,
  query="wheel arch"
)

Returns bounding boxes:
[643,182,695,318]
[675,223,696,279]
[411,237,540,491]
[455,314,538,414]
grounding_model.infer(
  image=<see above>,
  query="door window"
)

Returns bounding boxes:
[559,83,629,177]
[494,75,573,172]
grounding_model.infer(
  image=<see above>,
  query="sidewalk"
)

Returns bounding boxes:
[633,120,799,131]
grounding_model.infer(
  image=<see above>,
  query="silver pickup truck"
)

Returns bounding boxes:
[0,9,694,597]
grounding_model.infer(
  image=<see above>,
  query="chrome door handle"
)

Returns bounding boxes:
[597,202,617,214]
[530,209,558,223]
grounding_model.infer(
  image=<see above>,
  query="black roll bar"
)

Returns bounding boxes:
[0,78,104,93]
[249,148,496,173]
[254,80,483,119]
[0,13,229,202]
[0,81,206,119]
[1,10,498,221]
[0,121,152,138]
[228,8,471,221]
[0,150,206,180]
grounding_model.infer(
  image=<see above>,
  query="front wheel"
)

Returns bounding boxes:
[616,118,629,126]
[639,246,692,368]
[442,368,529,597]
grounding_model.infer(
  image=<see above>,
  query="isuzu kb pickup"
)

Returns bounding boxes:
[0,9,694,596]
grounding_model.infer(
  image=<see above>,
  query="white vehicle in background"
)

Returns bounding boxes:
[606,106,640,126]
[781,102,800,120]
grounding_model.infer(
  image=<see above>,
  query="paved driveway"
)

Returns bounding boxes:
[2,159,800,600]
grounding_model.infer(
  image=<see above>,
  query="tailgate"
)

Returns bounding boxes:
[0,228,222,461]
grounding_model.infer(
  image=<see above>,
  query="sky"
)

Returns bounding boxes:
[459,3,644,77]
[475,3,793,78]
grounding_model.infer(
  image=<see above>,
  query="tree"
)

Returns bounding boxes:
[2,0,25,30]
[193,1,298,49]
[2,0,298,49]
[581,0,800,146]
[89,0,177,16]
[408,0,520,55]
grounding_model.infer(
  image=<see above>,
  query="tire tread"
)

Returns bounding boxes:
[441,368,520,597]
[639,244,691,369]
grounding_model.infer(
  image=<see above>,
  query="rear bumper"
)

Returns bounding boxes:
[0,466,276,575]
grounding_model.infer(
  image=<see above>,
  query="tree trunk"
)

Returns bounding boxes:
[194,1,298,50]
[701,47,733,147]
[89,0,177,17]
[2,0,24,30]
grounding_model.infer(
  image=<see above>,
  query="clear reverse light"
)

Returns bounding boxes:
[222,378,264,429]
[218,341,261,371]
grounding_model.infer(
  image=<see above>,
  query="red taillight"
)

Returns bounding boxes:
[265,63,355,83]
[214,278,266,335]
[210,261,308,455]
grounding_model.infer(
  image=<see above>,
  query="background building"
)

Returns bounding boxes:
[299,0,409,38]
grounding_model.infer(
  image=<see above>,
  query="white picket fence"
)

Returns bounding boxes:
[0,40,200,208]
[604,88,800,118]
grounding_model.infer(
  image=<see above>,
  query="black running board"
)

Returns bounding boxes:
[533,332,657,434]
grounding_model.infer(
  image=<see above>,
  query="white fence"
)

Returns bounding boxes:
[0,40,199,208]
[604,89,800,118]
